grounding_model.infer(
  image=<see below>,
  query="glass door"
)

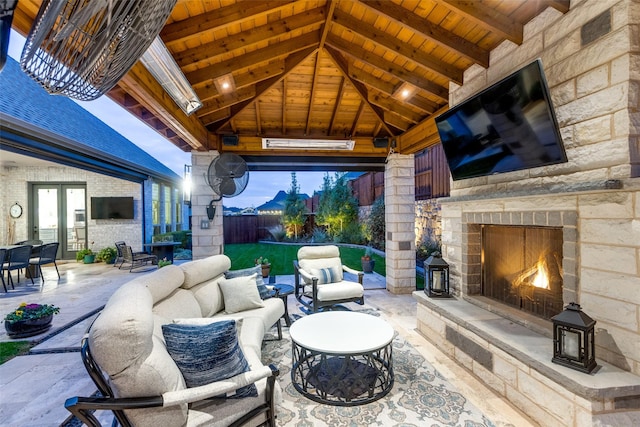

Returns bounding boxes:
[31,184,86,259]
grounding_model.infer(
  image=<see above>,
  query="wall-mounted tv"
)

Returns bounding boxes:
[90,197,134,219]
[435,59,567,181]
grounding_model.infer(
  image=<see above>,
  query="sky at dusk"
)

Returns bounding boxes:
[8,30,325,208]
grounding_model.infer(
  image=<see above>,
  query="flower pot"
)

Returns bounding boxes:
[361,258,375,273]
[5,314,53,338]
[83,254,96,264]
[260,263,271,278]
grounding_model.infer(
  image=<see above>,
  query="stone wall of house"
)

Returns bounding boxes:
[437,0,640,374]
[415,199,441,248]
[0,163,143,253]
[190,151,224,259]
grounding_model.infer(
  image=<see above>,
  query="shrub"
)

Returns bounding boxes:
[267,225,286,242]
[417,238,442,262]
[96,246,117,263]
[311,227,329,243]
[367,195,385,250]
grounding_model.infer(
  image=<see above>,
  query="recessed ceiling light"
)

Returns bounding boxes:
[393,82,417,101]
[214,73,236,94]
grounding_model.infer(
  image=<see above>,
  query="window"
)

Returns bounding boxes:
[152,183,160,225]
[164,185,171,227]
[175,188,182,231]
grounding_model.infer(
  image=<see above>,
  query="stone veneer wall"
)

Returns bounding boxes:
[415,199,441,248]
[0,163,143,252]
[436,0,640,375]
[384,153,416,293]
[190,151,224,259]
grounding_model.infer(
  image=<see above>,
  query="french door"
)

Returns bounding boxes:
[31,183,86,260]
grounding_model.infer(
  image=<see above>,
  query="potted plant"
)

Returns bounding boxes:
[4,302,60,338]
[361,247,375,273]
[96,246,117,264]
[255,256,271,278]
[158,257,172,268]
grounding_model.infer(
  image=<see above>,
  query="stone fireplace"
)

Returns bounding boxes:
[414,1,640,426]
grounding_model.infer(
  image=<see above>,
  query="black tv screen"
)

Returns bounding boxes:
[90,197,134,219]
[435,59,567,181]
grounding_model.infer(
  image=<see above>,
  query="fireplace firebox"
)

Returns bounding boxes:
[482,225,563,320]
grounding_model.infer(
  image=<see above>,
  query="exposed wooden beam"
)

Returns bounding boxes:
[198,87,257,119]
[196,61,285,101]
[331,9,463,84]
[350,101,365,137]
[173,6,326,67]
[358,0,489,67]
[368,93,423,124]
[161,1,297,47]
[328,77,346,135]
[324,45,399,136]
[348,63,396,95]
[212,47,319,133]
[398,105,449,153]
[326,34,449,102]
[185,31,320,85]
[282,79,287,135]
[305,52,322,135]
[407,94,439,114]
[439,0,523,45]
[255,101,262,135]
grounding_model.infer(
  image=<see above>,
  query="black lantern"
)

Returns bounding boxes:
[551,302,597,373]
[424,252,451,297]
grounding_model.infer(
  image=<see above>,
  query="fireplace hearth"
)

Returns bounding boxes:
[482,225,563,320]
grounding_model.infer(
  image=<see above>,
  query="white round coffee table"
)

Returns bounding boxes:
[289,311,394,406]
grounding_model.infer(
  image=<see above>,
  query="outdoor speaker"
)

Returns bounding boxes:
[222,134,239,146]
[373,137,389,148]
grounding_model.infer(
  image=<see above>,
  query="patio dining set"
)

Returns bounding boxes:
[0,240,60,292]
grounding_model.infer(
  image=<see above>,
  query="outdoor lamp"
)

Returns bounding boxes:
[551,302,597,373]
[424,252,451,297]
[183,165,192,206]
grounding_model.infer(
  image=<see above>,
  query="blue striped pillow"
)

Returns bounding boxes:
[310,266,343,284]
[162,320,257,398]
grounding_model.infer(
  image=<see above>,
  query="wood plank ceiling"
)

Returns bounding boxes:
[11,0,570,170]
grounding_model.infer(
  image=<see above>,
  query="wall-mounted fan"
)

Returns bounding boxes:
[207,153,249,201]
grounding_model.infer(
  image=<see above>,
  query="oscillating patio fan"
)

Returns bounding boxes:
[206,153,250,201]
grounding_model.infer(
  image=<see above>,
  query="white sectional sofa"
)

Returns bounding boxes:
[65,254,285,427]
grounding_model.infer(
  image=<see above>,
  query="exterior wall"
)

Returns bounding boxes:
[415,199,441,248]
[0,163,143,253]
[385,153,416,294]
[437,0,640,375]
[190,151,224,259]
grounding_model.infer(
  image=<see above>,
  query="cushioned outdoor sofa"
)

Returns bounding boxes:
[64,255,285,427]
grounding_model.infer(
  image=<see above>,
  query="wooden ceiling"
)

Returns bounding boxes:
[11,0,569,170]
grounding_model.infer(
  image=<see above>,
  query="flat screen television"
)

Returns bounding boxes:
[90,197,134,219]
[435,59,567,181]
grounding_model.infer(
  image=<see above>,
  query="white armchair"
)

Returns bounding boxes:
[293,245,365,313]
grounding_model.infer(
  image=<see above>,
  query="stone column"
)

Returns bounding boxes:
[190,151,223,259]
[385,153,416,294]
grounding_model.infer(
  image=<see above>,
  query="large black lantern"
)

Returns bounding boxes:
[424,252,451,298]
[551,302,597,373]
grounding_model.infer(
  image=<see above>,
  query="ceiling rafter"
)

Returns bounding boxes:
[197,61,285,101]
[439,0,523,45]
[173,6,327,68]
[328,77,346,135]
[185,31,321,86]
[325,45,399,137]
[358,0,489,67]
[326,33,449,102]
[211,46,319,133]
[161,0,297,47]
[350,101,365,137]
[331,8,463,84]
[368,92,423,124]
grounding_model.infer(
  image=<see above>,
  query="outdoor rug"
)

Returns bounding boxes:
[262,311,497,427]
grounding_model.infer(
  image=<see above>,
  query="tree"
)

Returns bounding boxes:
[316,172,359,240]
[282,172,306,240]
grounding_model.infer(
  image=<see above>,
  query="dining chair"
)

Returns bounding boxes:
[29,242,60,281]
[5,245,34,288]
[0,248,7,292]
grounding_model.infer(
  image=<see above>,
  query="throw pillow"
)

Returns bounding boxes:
[161,320,256,397]
[225,265,270,299]
[219,273,265,313]
[309,266,343,284]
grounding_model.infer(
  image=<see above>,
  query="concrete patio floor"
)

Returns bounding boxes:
[0,260,535,427]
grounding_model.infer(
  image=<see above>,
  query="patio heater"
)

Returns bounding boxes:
[424,252,451,298]
[551,302,597,373]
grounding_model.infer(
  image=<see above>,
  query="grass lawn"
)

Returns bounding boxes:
[0,341,32,365]
[224,243,386,276]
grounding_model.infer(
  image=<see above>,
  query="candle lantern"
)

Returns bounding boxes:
[424,252,451,298]
[551,302,597,373]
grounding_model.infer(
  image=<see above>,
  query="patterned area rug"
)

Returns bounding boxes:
[262,310,496,427]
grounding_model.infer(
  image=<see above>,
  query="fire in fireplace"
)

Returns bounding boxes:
[482,225,563,320]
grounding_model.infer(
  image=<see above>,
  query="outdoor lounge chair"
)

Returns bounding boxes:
[121,245,157,272]
[293,245,365,313]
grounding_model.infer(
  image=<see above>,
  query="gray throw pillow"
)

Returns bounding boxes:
[225,265,270,299]
[161,319,257,398]
[219,273,265,313]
